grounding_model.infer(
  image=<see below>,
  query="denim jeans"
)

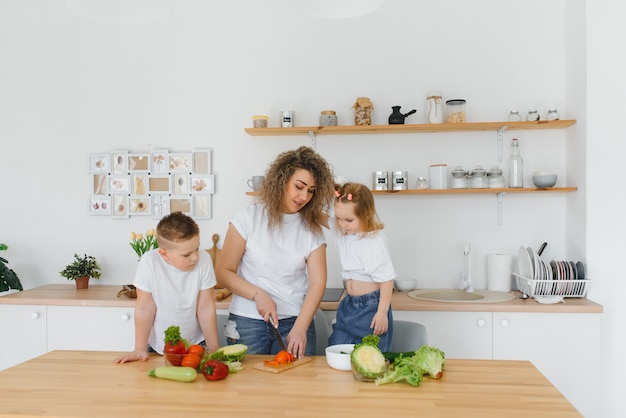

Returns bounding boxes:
[328,289,393,351]
[226,313,316,356]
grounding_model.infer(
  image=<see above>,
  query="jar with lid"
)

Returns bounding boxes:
[415,177,429,190]
[470,166,488,189]
[445,99,466,123]
[320,110,337,126]
[487,165,506,188]
[426,91,443,124]
[546,109,560,121]
[508,110,521,122]
[450,166,469,189]
[526,110,540,121]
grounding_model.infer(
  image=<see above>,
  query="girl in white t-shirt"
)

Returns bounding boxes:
[327,183,396,351]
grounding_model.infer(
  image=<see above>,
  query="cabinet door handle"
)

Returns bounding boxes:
[476,318,487,327]
[31,312,40,319]
[121,314,131,321]
[500,318,510,328]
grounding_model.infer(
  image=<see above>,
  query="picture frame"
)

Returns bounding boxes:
[151,195,169,219]
[109,175,131,194]
[169,196,192,216]
[148,175,171,194]
[150,150,169,175]
[88,154,111,173]
[111,194,129,219]
[92,173,108,195]
[190,174,215,194]
[112,150,128,174]
[128,153,150,173]
[132,173,148,195]
[168,153,192,173]
[172,173,190,195]
[89,196,112,216]
[193,149,212,174]
[193,194,212,219]
[129,197,151,216]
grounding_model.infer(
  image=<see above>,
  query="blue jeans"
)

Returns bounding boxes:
[328,289,393,352]
[226,314,316,356]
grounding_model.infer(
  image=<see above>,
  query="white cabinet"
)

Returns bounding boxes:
[0,305,47,371]
[394,311,492,359]
[47,306,135,351]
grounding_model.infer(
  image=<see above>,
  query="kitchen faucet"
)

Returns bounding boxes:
[458,242,474,292]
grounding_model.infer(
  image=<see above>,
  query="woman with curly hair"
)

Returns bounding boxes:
[216,146,335,358]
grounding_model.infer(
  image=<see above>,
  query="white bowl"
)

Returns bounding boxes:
[532,172,557,188]
[394,279,417,292]
[325,344,354,371]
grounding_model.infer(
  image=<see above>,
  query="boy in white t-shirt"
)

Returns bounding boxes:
[114,212,219,363]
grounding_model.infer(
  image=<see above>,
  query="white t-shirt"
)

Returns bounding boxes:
[228,203,326,319]
[133,249,216,354]
[329,217,397,283]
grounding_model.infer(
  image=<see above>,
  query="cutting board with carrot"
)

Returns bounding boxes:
[254,356,313,373]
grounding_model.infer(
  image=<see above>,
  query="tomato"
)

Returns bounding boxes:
[181,353,201,369]
[187,344,204,356]
[164,341,186,366]
[275,350,294,364]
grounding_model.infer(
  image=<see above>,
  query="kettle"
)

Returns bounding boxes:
[388,106,417,124]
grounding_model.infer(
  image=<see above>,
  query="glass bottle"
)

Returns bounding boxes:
[426,91,443,124]
[508,138,523,188]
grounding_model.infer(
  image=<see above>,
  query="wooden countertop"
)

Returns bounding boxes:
[0,350,581,417]
[0,284,602,313]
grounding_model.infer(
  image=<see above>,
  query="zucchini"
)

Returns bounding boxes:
[148,366,197,382]
[382,351,416,364]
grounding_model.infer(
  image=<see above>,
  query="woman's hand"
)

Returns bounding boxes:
[254,289,277,323]
[286,325,308,359]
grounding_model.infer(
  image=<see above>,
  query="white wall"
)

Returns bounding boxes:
[1,0,622,415]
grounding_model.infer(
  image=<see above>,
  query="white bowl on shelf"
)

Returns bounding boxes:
[394,279,418,292]
[532,172,558,188]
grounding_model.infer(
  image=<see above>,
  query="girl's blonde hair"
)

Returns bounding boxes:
[334,182,384,233]
[258,146,335,235]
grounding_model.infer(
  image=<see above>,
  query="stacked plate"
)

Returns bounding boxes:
[517,246,588,297]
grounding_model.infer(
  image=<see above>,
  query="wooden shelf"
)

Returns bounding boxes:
[245,187,576,196]
[244,120,576,136]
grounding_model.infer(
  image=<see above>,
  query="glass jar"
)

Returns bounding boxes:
[470,166,488,189]
[526,110,540,121]
[546,109,560,121]
[445,99,466,123]
[508,110,521,122]
[450,166,469,189]
[319,110,337,126]
[487,165,506,188]
[426,91,443,124]
[415,177,429,190]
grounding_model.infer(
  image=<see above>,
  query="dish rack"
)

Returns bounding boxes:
[513,273,590,298]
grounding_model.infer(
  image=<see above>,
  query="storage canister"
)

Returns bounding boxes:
[470,165,488,189]
[445,99,466,123]
[251,115,269,128]
[373,171,389,191]
[319,110,337,126]
[280,110,295,127]
[487,165,506,188]
[353,97,373,125]
[426,91,443,124]
[450,166,469,189]
[392,171,408,191]
[429,164,448,189]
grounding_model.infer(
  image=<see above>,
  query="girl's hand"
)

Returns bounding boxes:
[113,348,149,364]
[370,312,389,336]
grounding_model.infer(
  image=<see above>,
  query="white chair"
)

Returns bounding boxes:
[314,309,332,355]
[391,320,427,352]
[216,313,229,347]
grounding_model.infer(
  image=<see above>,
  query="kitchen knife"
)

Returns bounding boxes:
[269,314,288,353]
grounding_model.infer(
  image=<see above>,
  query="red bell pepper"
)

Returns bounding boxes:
[202,360,229,381]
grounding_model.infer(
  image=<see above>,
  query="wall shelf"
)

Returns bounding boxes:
[244,120,576,136]
[246,187,577,197]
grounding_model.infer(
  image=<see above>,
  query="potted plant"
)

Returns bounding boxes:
[1,243,23,293]
[59,253,101,289]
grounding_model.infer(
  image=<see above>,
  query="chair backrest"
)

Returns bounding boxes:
[314,309,332,355]
[216,313,229,347]
[391,320,428,352]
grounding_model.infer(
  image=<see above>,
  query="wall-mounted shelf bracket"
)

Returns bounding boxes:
[308,131,317,149]
[496,192,506,225]
[497,126,507,162]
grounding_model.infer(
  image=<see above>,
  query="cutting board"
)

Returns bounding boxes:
[206,233,223,289]
[254,356,313,373]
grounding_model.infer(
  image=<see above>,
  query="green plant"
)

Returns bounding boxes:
[1,243,23,292]
[59,253,102,281]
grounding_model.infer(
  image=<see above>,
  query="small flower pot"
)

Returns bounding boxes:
[75,276,90,290]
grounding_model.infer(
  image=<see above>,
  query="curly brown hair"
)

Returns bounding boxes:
[257,146,334,235]
[156,211,199,247]
[334,182,384,233]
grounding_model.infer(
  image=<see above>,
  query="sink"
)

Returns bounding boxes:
[407,289,516,304]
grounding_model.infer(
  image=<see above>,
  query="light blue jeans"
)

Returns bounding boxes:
[328,289,393,351]
[226,313,316,356]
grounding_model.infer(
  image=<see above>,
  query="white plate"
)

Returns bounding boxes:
[527,247,538,280]
[518,246,533,280]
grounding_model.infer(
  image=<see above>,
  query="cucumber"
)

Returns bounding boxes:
[382,351,416,363]
[148,366,197,382]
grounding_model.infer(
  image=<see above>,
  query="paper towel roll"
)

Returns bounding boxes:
[486,254,513,292]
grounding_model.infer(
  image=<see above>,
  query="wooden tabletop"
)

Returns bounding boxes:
[0,284,603,313]
[0,350,581,417]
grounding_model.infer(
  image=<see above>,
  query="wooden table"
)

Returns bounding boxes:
[0,351,580,417]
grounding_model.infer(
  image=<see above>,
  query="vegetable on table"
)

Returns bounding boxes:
[263,350,295,367]
[207,344,248,362]
[412,345,446,379]
[376,345,446,387]
[163,325,188,366]
[202,360,229,381]
[181,353,201,369]
[350,334,387,380]
[148,366,197,382]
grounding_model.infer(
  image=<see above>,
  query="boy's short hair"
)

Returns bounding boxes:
[156,212,199,247]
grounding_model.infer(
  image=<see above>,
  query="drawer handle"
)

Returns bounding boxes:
[121,314,130,321]
[500,319,510,328]
[476,318,487,327]
[31,312,40,319]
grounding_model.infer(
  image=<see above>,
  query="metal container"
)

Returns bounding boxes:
[373,171,389,191]
[280,110,295,127]
[392,171,408,191]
